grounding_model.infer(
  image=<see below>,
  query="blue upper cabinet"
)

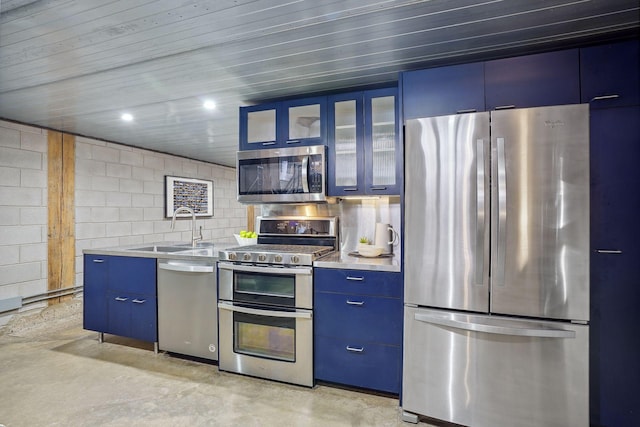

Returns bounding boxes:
[327,87,401,196]
[581,39,640,109]
[239,96,327,150]
[402,62,485,119]
[485,49,580,110]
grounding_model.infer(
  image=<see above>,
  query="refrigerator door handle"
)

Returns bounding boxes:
[475,138,486,285]
[414,312,576,339]
[494,137,507,287]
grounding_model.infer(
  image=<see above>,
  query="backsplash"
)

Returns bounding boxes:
[257,197,401,255]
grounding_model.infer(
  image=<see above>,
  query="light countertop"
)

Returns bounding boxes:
[314,251,401,273]
[83,241,236,262]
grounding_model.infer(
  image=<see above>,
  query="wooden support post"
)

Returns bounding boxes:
[47,131,75,305]
[247,205,255,232]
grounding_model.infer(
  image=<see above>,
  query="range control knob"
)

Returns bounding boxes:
[243,253,252,261]
[228,253,237,261]
[291,255,300,264]
[274,255,283,263]
[258,254,267,262]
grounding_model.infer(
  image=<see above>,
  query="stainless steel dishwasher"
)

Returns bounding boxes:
[157,259,218,361]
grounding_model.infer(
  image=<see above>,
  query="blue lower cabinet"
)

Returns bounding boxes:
[83,254,157,344]
[83,255,108,332]
[107,292,158,342]
[315,335,401,394]
[314,292,402,345]
[314,267,402,394]
[129,295,157,342]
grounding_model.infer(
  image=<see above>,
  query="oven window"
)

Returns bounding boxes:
[233,311,295,362]
[234,271,295,299]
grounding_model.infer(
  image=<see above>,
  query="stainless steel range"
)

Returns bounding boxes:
[217,216,337,387]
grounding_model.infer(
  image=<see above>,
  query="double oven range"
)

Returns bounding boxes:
[217,216,337,387]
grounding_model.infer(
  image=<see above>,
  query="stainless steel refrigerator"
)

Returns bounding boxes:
[402,104,590,427]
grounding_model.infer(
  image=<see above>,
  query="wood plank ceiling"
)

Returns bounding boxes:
[1,0,638,167]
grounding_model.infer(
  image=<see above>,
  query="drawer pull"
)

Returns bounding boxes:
[456,109,477,114]
[346,276,364,281]
[369,186,387,191]
[132,299,146,304]
[591,94,619,102]
[346,300,364,306]
[343,187,359,192]
[114,297,128,302]
[346,346,364,353]
[92,259,105,263]
[494,105,515,110]
[286,139,301,144]
[596,249,622,254]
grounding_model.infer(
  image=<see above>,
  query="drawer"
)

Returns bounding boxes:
[108,256,157,294]
[314,268,401,298]
[314,292,402,345]
[314,335,401,394]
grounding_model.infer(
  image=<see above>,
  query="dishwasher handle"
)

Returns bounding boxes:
[415,312,576,338]
[158,262,214,273]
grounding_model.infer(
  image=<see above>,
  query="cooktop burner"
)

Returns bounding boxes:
[219,216,338,266]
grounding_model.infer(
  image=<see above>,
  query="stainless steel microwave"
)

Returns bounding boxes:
[237,145,326,203]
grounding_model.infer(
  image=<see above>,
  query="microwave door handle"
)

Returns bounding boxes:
[301,155,309,193]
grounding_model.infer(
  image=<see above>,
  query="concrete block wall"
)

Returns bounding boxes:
[74,136,246,287]
[0,119,246,326]
[0,121,49,325]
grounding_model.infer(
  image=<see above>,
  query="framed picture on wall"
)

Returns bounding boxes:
[165,175,214,218]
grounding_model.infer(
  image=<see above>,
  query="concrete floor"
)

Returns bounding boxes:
[0,300,434,427]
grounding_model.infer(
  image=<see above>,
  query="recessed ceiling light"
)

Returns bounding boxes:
[121,113,133,121]
[203,100,216,110]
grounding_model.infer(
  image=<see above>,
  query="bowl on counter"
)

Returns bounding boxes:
[357,245,384,258]
[234,234,258,246]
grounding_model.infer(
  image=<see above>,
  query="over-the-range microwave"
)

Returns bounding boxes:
[237,145,326,204]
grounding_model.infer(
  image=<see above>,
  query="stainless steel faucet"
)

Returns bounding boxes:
[171,206,203,247]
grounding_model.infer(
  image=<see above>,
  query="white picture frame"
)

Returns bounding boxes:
[165,175,213,218]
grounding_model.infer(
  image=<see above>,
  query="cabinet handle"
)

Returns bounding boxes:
[132,299,146,304]
[114,297,128,302]
[261,142,276,146]
[456,109,477,114]
[346,346,364,353]
[346,300,364,306]
[494,105,515,110]
[369,186,387,191]
[346,276,364,281]
[92,259,105,263]
[596,249,622,254]
[286,139,301,144]
[343,187,359,192]
[591,94,619,102]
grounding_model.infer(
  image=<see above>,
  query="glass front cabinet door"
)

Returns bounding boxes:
[328,87,400,196]
[240,97,326,150]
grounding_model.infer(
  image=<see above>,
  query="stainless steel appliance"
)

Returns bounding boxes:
[217,216,337,387]
[157,259,217,361]
[237,145,326,203]
[402,105,590,426]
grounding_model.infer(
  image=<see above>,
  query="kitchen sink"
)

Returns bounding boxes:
[175,242,215,248]
[127,246,188,253]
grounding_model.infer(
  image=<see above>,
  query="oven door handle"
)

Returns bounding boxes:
[218,262,312,276]
[218,301,312,319]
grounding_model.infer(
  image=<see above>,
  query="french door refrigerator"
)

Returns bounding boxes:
[402,104,589,427]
